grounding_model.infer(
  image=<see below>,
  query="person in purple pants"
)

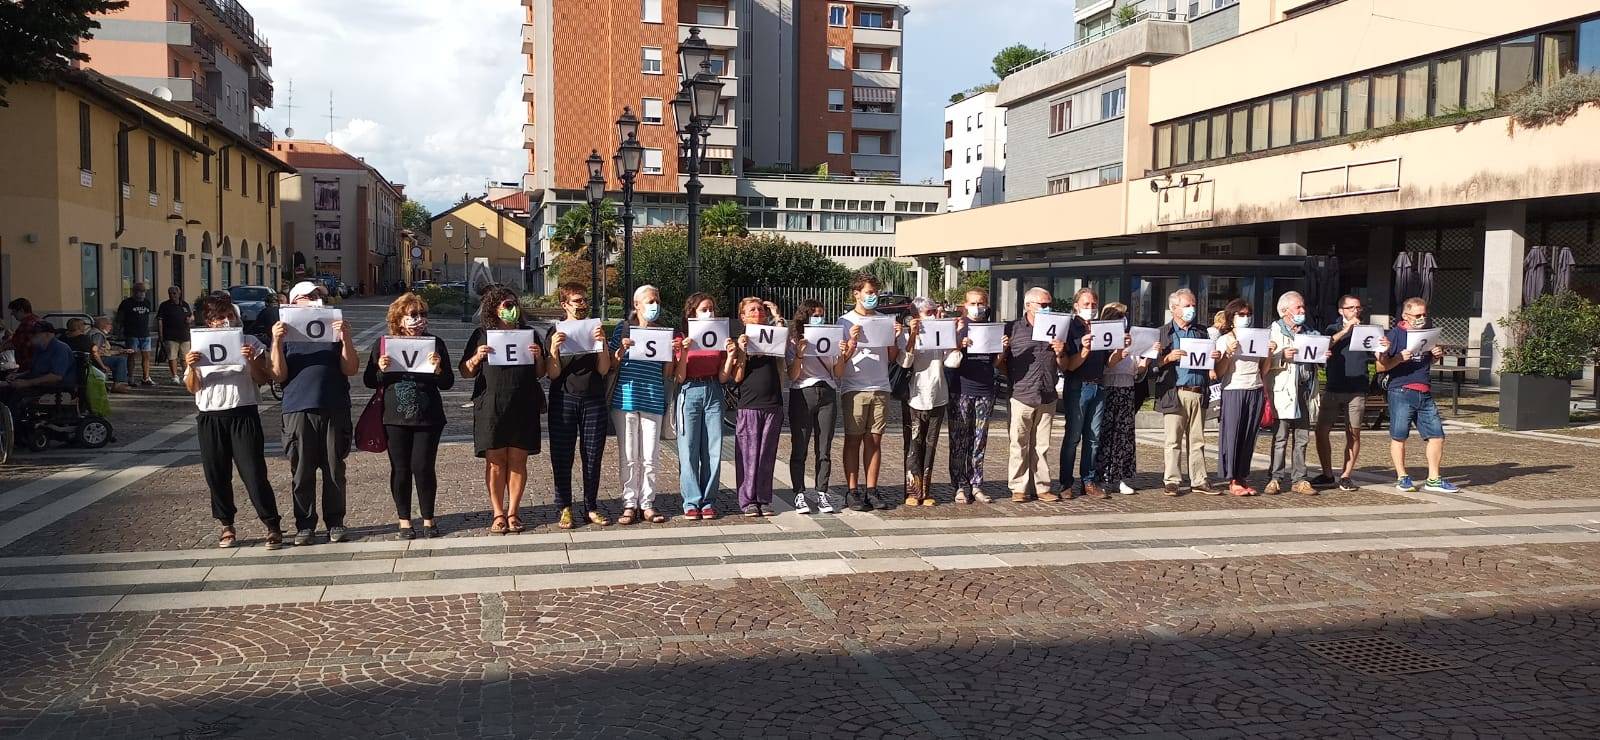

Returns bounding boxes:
[728,296,788,517]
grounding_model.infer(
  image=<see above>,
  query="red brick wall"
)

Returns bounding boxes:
[795,2,855,174]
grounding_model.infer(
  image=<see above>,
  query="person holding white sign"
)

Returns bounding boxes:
[544,283,614,528]
[1093,304,1148,496]
[1375,297,1457,494]
[786,300,849,513]
[948,288,1007,504]
[1214,299,1270,496]
[364,293,454,540]
[837,274,902,511]
[898,298,962,507]
[1153,288,1216,495]
[461,285,547,535]
[607,285,678,525]
[1263,291,1321,496]
[184,295,282,550]
[729,297,790,517]
[1006,287,1069,503]
[270,281,360,546]
[1060,288,1127,499]
[1312,295,1374,492]
[672,293,739,521]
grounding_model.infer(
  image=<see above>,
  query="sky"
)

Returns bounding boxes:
[251,0,1070,214]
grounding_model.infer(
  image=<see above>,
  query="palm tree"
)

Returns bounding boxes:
[551,199,620,253]
[701,200,749,237]
[861,257,913,294]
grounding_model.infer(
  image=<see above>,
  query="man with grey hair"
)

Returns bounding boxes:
[1005,287,1067,502]
[1153,288,1216,495]
[1264,290,1320,495]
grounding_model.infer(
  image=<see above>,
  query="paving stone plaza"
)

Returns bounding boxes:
[4,299,1600,738]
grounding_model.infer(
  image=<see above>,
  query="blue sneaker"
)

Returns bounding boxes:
[1395,476,1418,492]
[1423,478,1459,493]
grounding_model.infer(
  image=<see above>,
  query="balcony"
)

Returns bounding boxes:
[852,25,901,48]
[680,23,737,49]
[522,73,537,102]
[704,125,738,148]
[851,69,900,89]
[716,75,737,98]
[680,173,738,196]
[522,23,535,54]
[851,153,900,172]
[997,12,1188,106]
[852,110,899,132]
[193,0,271,65]
[522,123,536,150]
[249,122,273,148]
[248,74,273,107]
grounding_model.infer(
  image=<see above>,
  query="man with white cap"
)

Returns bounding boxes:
[270,281,360,545]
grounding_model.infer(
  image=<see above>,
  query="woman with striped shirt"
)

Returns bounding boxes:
[609,285,676,524]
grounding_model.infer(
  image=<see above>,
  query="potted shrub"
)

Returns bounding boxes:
[1497,292,1600,430]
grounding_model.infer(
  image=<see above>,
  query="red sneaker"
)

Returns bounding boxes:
[684,508,702,520]
[700,506,718,521]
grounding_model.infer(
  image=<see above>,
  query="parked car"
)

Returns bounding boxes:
[227,285,278,340]
[874,293,914,317]
[411,280,434,292]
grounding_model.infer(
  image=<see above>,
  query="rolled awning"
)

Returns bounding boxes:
[854,86,897,104]
[703,145,735,160]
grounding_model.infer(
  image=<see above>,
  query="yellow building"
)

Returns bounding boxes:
[0,69,291,317]
[429,198,528,288]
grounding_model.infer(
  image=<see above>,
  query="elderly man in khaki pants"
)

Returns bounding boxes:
[1005,287,1068,502]
[1154,288,1218,495]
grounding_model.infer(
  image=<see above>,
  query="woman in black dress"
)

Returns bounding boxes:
[363,293,454,539]
[460,286,546,534]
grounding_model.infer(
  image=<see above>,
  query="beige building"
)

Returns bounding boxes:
[271,140,404,295]
[900,0,1600,373]
[429,198,529,289]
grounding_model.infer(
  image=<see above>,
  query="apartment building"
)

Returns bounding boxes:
[898,0,1600,377]
[943,91,1007,211]
[521,0,938,289]
[78,0,274,146]
[271,140,404,295]
[0,69,290,316]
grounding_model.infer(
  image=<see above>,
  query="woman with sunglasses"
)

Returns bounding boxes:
[364,293,454,539]
[461,286,546,534]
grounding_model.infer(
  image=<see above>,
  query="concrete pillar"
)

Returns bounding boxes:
[1477,201,1526,379]
[1365,225,1395,325]
[943,260,960,295]
[913,257,932,298]
[1278,221,1309,256]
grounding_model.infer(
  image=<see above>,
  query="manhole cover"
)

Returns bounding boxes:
[1301,635,1459,676]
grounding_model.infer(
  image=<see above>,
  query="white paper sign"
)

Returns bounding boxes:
[626,327,675,363]
[849,314,896,348]
[1234,327,1271,358]
[486,330,537,366]
[803,325,844,362]
[1350,324,1386,353]
[1030,313,1073,344]
[917,319,957,350]
[687,318,729,351]
[1293,334,1331,364]
[279,307,342,343]
[966,323,1005,354]
[555,319,601,355]
[384,337,437,373]
[191,328,243,367]
[1179,337,1216,370]
[1405,328,1440,355]
[744,324,790,357]
[1132,326,1161,360]
[1089,320,1126,352]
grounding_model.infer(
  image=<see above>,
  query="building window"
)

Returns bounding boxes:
[859,9,885,28]
[641,47,662,74]
[963,180,971,194]
[1319,85,1343,138]
[1192,117,1209,161]
[1154,125,1171,169]
[1370,72,1398,128]
[975,144,983,161]
[240,153,248,196]
[1498,35,1536,96]
[78,102,92,172]
[976,111,984,127]
[1345,76,1370,133]
[706,51,728,76]
[1099,163,1123,184]
[642,148,663,174]
[147,136,158,193]
[828,47,845,70]
[1399,63,1428,122]
[642,97,663,124]
[857,50,885,71]
[828,4,846,25]
[1268,95,1291,148]
[172,150,182,202]
[1049,100,1070,135]
[696,2,727,26]
[1101,87,1126,119]
[944,120,953,138]
[1464,48,1497,111]
[117,128,129,187]
[965,115,972,131]
[642,0,661,22]
[1047,175,1069,195]
[943,150,952,167]
[1249,101,1269,152]
[857,133,882,155]
[1293,89,1317,142]
[964,147,971,163]
[1209,111,1228,158]
[828,89,845,111]
[1173,121,1191,166]
[1228,107,1247,155]
[255,163,262,202]
[827,131,844,154]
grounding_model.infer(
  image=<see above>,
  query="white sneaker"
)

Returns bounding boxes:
[794,492,812,513]
[170,376,183,385]
[1118,481,1136,495]
[816,491,836,514]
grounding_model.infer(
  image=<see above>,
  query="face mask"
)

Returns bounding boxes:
[401,315,428,332]
[696,309,714,320]
[1235,315,1251,328]
[1408,317,1427,329]
[808,316,824,326]
[861,294,879,310]
[1036,305,1052,315]
[642,302,661,322]
[966,305,986,320]
[1077,308,1095,322]
[1180,306,1196,323]
[304,299,324,308]
[1291,313,1306,326]
[497,306,520,323]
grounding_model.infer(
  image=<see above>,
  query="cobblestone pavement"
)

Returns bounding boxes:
[8,298,1600,737]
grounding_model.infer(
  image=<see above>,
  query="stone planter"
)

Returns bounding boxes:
[1498,373,1571,430]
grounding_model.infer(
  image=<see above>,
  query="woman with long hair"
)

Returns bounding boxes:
[609,284,675,525]
[1094,302,1147,495]
[1215,297,1265,496]
[786,299,847,513]
[673,293,738,520]
[364,293,454,539]
[460,285,546,533]
[729,297,787,516]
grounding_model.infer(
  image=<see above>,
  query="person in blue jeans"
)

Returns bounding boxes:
[1375,297,1458,493]
[673,293,738,520]
[1058,288,1113,499]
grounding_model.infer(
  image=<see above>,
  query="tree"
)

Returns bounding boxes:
[400,199,431,232]
[453,192,476,207]
[992,43,1049,79]
[551,199,618,253]
[631,227,852,323]
[0,0,129,106]
[700,200,748,238]
[860,257,913,294]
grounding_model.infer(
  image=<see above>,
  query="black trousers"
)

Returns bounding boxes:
[548,389,606,509]
[198,408,280,528]
[283,408,351,532]
[385,425,442,520]
[787,385,837,494]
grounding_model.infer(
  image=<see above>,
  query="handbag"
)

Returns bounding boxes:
[888,360,912,401]
[1259,394,1277,429]
[356,385,387,453]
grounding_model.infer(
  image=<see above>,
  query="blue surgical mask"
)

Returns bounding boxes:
[1037,305,1052,315]
[642,302,661,322]
[1292,313,1306,326]
[1180,306,1196,323]
[861,294,879,310]
[808,315,824,326]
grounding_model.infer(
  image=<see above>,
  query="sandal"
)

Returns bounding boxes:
[264,528,283,551]
[586,510,612,527]
[643,509,667,524]
[217,526,236,548]
[618,507,639,526]
[507,515,525,533]
[490,515,508,535]
[557,507,574,530]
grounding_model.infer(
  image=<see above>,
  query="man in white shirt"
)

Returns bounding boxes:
[836,274,900,511]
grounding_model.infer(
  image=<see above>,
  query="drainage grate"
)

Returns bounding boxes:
[181,722,239,739]
[1301,635,1460,676]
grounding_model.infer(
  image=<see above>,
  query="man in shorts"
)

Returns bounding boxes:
[158,286,194,385]
[1376,297,1458,493]
[837,274,900,511]
[1314,294,1369,492]
[115,282,155,385]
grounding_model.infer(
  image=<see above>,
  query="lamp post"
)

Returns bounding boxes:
[614,107,642,309]
[442,220,487,322]
[584,150,607,322]
[675,27,725,295]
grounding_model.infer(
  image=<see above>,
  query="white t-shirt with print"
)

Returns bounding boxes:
[193,336,266,412]
[837,311,890,394]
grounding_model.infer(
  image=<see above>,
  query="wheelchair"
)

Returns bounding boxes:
[0,353,114,456]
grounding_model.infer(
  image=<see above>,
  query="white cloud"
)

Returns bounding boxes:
[252,0,522,212]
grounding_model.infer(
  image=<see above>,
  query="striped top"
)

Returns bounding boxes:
[609,322,669,414]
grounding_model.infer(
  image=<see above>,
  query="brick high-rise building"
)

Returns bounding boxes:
[78,0,274,146]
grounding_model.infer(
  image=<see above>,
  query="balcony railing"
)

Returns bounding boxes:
[193,0,272,65]
[1004,9,1189,76]
[250,122,273,148]
[248,74,273,106]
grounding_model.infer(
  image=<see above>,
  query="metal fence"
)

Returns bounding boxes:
[726,285,853,321]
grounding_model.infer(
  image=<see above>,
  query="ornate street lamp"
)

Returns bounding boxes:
[443,220,487,321]
[584,150,607,321]
[674,27,725,295]
[614,108,644,308]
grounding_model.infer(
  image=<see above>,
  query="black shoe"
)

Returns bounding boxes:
[293,529,314,546]
[1310,473,1337,486]
[1336,476,1359,492]
[423,524,441,538]
[867,487,890,509]
[327,526,347,543]
[395,526,416,540]
[847,489,872,512]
